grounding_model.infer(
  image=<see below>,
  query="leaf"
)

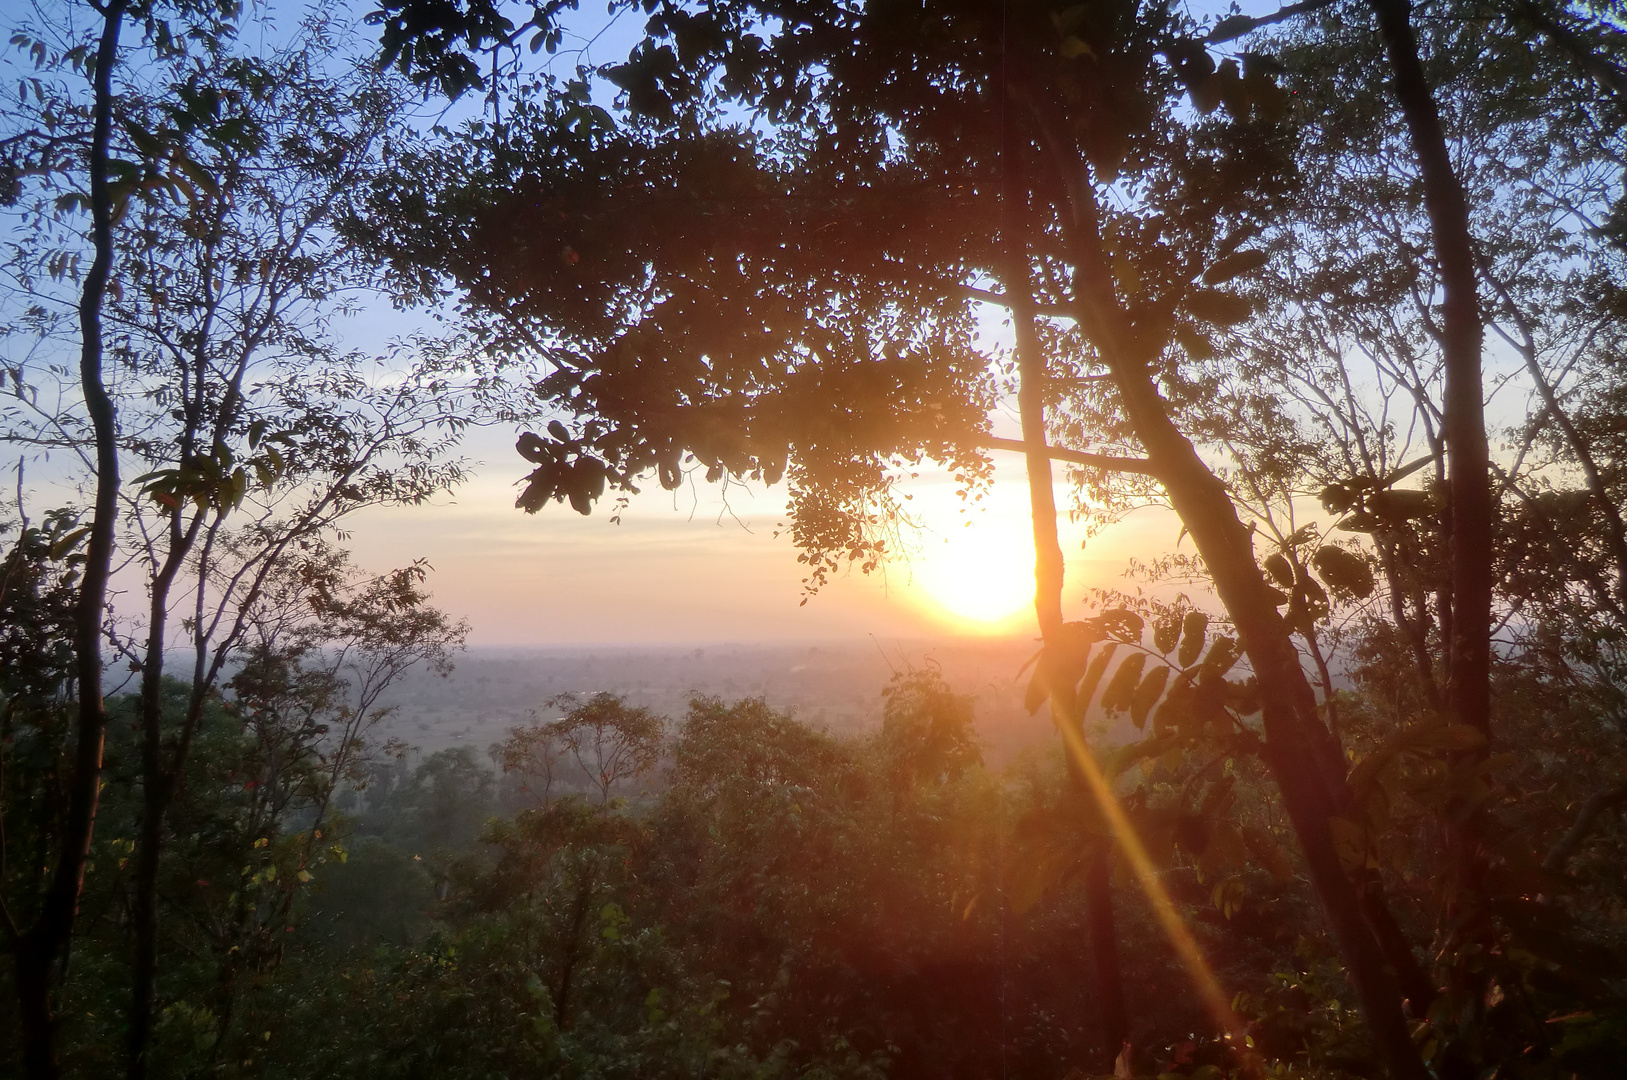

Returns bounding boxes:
[1107,732,1179,777]
[1100,607,1144,643]
[1210,14,1256,39]
[1201,248,1268,286]
[1311,544,1374,599]
[1328,815,1370,873]
[1130,665,1170,729]
[1059,35,1095,59]
[1150,677,1191,735]
[1242,825,1295,884]
[1014,647,1043,679]
[1076,643,1118,708]
[1263,552,1294,587]
[1173,321,1215,360]
[1320,483,1354,512]
[1099,652,1146,715]
[1368,488,1433,521]
[1347,720,1487,800]
[1024,667,1049,716]
[1153,614,1180,655]
[1199,820,1249,880]
[171,152,220,199]
[1177,611,1208,667]
[48,525,90,560]
[516,431,549,463]
[1199,636,1239,680]
[121,118,166,160]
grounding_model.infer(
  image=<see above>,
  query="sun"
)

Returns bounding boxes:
[913,515,1036,630]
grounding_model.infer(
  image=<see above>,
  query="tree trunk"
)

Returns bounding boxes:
[1369,0,1491,737]
[127,783,166,1080]
[11,6,127,1077]
[1369,7,1495,1069]
[1004,130,1130,1065]
[126,529,206,1080]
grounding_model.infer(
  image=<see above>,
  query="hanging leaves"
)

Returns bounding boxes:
[1153,613,1181,654]
[1311,544,1375,600]
[1075,642,1119,711]
[1200,248,1268,286]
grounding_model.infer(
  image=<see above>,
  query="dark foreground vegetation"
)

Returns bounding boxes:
[6,653,1619,1080]
[5,0,1627,1076]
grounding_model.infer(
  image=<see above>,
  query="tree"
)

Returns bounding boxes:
[879,667,981,793]
[542,693,663,805]
[363,0,1407,1070]
[1,8,487,1074]
[200,543,465,1047]
[2,3,179,1072]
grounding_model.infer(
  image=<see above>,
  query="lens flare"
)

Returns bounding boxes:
[1053,715,1254,1058]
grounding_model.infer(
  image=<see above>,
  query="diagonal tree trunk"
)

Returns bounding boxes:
[1021,91,1431,1080]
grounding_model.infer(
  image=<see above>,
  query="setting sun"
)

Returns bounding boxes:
[913,514,1037,629]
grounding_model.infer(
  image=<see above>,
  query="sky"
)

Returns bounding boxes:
[340,419,1186,646]
[0,0,1268,652]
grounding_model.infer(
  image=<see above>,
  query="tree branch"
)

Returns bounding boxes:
[985,437,1159,476]
[1544,781,1627,872]
[1205,0,1339,45]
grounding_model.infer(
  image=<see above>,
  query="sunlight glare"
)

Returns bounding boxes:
[915,513,1035,628]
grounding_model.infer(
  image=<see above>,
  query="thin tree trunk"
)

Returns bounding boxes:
[554,877,593,1029]
[127,521,205,1080]
[1370,7,1495,1069]
[1003,123,1130,1066]
[1374,535,1441,710]
[1011,292,1130,1064]
[127,781,165,1080]
[12,7,127,1076]
[1492,287,1627,605]
[1369,0,1491,742]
